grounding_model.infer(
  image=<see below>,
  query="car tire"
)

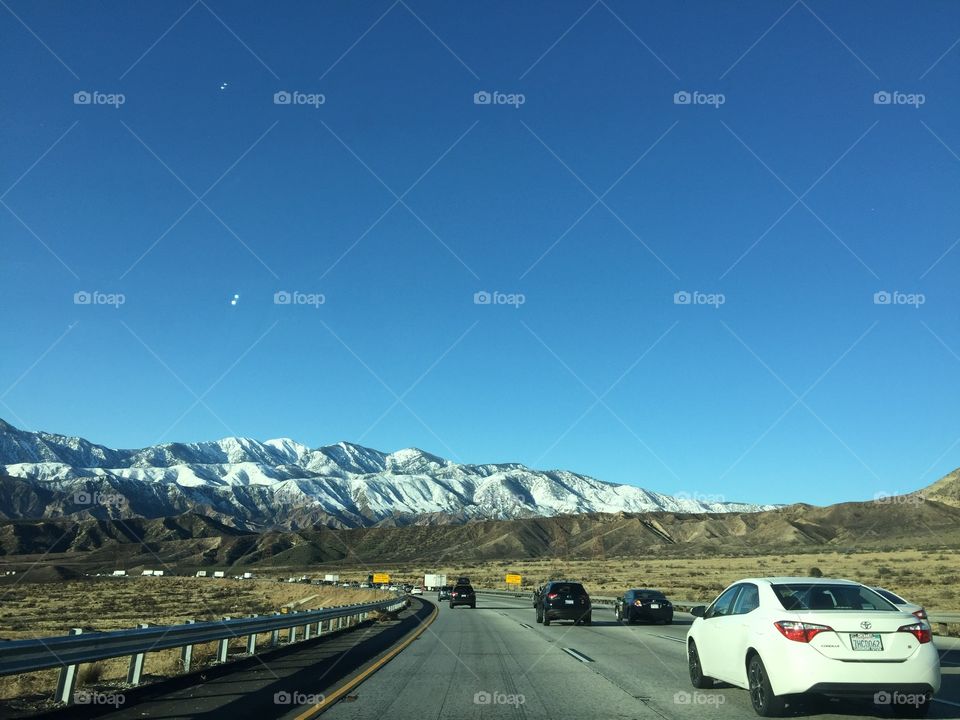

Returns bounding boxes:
[535,609,543,623]
[470,603,476,609]
[688,641,713,690]
[543,615,551,626]
[615,606,622,622]
[747,654,786,717]
[583,613,592,625]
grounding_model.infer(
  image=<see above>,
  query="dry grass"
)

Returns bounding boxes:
[0,576,381,706]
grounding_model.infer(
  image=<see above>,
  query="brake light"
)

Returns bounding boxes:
[634,600,643,606]
[546,593,558,600]
[774,621,833,642]
[912,608,928,620]
[898,622,932,644]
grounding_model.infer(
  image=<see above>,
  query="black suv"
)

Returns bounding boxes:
[536,581,591,625]
[449,583,476,608]
[614,588,673,624]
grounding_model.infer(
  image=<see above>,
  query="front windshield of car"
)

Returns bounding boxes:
[772,583,898,611]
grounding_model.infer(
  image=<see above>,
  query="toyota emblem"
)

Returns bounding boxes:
[860,621,872,630]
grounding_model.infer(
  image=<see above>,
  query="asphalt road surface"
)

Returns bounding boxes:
[323,593,960,720]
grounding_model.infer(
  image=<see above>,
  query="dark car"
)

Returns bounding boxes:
[449,584,476,608]
[456,576,470,585]
[535,581,591,626]
[438,586,452,601]
[614,588,673,624]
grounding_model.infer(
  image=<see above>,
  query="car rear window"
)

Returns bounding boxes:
[453,585,473,592]
[634,590,665,599]
[772,584,897,611]
[549,583,586,595]
[874,588,906,604]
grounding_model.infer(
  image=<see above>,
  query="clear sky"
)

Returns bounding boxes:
[2,1,959,506]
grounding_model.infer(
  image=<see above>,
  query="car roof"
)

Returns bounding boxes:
[629,588,665,593]
[737,577,862,585]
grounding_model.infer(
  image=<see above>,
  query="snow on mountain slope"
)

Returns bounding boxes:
[0,419,775,529]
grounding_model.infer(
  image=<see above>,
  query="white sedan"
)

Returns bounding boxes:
[686,577,940,717]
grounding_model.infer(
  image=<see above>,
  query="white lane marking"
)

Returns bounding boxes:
[519,623,533,629]
[934,698,960,708]
[649,633,685,644]
[562,647,594,663]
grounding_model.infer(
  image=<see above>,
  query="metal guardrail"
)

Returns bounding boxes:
[0,597,406,706]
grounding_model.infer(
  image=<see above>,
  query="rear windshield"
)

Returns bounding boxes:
[873,588,906,604]
[634,590,666,599]
[772,584,897,611]
[549,583,586,595]
[453,585,473,592]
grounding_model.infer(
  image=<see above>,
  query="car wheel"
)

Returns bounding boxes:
[748,654,786,717]
[470,603,476,609]
[583,613,592,625]
[543,614,551,626]
[892,695,932,719]
[688,641,713,690]
[535,609,543,623]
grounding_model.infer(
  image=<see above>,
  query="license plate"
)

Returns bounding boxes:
[649,603,660,609]
[850,633,883,651]
[564,599,574,605]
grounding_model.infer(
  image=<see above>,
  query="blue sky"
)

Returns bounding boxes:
[2,0,959,506]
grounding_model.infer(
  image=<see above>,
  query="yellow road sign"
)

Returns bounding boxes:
[373,573,391,584]
[505,574,521,585]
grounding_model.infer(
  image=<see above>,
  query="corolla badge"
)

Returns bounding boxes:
[860,621,872,630]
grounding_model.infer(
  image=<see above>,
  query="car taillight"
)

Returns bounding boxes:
[898,622,932,644]
[912,608,928,620]
[633,600,643,606]
[546,593,558,600]
[774,621,832,643]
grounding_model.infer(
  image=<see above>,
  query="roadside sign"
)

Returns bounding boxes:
[373,573,391,584]
[505,573,522,585]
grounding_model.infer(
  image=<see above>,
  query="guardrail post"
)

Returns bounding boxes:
[246,615,258,654]
[271,612,281,647]
[180,620,196,672]
[217,618,231,663]
[126,623,150,686]
[54,628,83,705]
[289,623,298,643]
[303,620,311,640]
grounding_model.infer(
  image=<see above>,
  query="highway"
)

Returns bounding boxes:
[324,593,960,720]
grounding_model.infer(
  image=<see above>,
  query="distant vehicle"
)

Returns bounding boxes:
[388,584,400,592]
[411,586,424,595]
[686,578,940,717]
[873,587,927,620]
[379,583,390,590]
[450,584,476,609]
[340,582,351,587]
[535,581,591,626]
[438,586,451,601]
[615,589,673,625]
[424,573,447,590]
[359,582,371,588]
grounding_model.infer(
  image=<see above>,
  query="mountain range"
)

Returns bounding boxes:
[0,419,775,530]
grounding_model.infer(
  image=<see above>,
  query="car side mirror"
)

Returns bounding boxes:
[690,605,707,618]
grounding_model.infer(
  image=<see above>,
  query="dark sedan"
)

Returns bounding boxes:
[535,581,591,625]
[437,586,451,601]
[449,584,476,608]
[614,588,673,624]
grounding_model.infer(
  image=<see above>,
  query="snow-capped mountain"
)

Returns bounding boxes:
[0,419,775,529]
